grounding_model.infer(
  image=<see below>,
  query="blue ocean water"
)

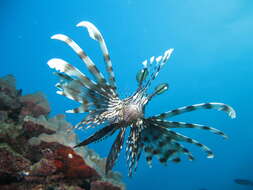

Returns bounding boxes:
[1,0,253,189]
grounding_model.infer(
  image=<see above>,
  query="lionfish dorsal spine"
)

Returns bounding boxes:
[77,21,117,94]
[141,48,173,92]
[47,58,112,99]
[50,34,113,93]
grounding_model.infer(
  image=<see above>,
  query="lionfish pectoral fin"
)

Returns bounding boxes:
[165,129,214,158]
[153,102,236,119]
[105,127,126,174]
[150,120,228,139]
[126,125,143,176]
[74,123,120,148]
[141,120,211,167]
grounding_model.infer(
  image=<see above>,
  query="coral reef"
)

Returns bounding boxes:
[0,75,125,190]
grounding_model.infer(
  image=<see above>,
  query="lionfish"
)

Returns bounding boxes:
[47,21,236,177]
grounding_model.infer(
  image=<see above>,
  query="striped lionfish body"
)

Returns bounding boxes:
[47,21,236,177]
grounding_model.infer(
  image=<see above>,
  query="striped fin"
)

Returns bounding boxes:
[164,129,214,158]
[148,83,169,101]
[54,72,110,109]
[86,89,107,109]
[143,49,174,90]
[51,34,110,89]
[72,113,103,131]
[74,123,120,148]
[142,59,148,68]
[149,49,173,80]
[136,68,148,87]
[66,103,90,113]
[56,89,83,103]
[151,120,228,139]
[141,125,189,166]
[47,58,111,98]
[55,79,86,104]
[152,102,236,119]
[106,127,126,174]
[57,81,109,111]
[154,83,169,95]
[92,124,118,143]
[150,56,155,64]
[156,56,162,63]
[174,142,195,161]
[161,49,173,66]
[126,125,142,177]
[77,21,117,93]
[54,72,73,82]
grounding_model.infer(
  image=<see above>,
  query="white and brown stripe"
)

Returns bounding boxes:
[151,119,228,139]
[47,58,111,98]
[166,130,214,158]
[106,127,126,174]
[50,34,114,93]
[152,102,236,120]
[77,21,117,92]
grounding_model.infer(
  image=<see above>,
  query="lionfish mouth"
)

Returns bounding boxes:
[47,21,236,177]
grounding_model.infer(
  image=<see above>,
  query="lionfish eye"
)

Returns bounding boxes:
[154,83,169,95]
[136,68,148,85]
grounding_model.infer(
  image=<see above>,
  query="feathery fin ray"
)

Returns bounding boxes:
[77,21,117,93]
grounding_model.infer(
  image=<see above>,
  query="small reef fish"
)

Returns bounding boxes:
[234,179,253,186]
[47,21,236,176]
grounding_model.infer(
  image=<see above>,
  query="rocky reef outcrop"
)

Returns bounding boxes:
[0,75,125,190]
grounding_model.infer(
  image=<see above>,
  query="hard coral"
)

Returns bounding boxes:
[29,158,57,176]
[20,92,50,117]
[29,141,100,180]
[23,120,55,138]
[54,145,100,179]
[0,143,30,174]
[0,75,22,121]
[91,181,122,190]
[0,75,125,190]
